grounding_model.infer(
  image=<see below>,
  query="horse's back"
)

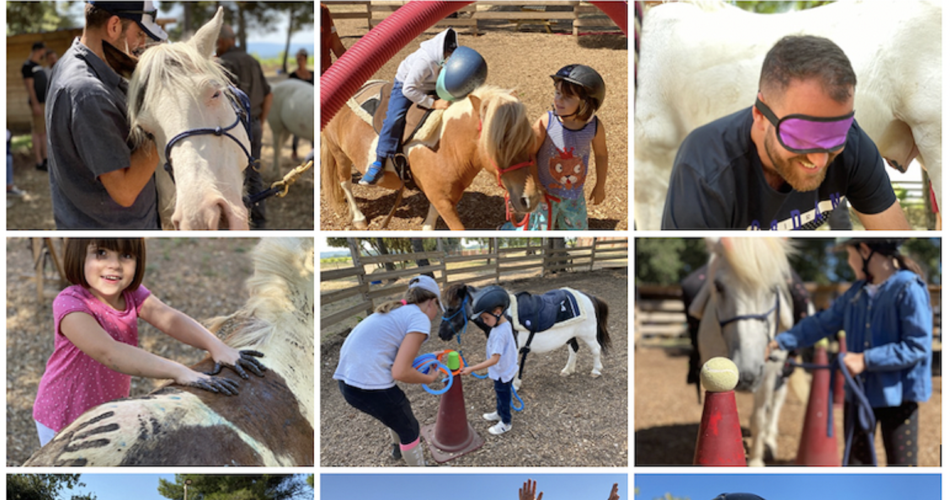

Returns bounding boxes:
[271,79,314,141]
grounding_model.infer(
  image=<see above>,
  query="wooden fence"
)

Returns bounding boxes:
[321,238,627,333]
[635,283,942,351]
[325,1,621,35]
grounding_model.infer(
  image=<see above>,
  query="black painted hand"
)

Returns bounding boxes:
[205,350,267,379]
[187,375,240,396]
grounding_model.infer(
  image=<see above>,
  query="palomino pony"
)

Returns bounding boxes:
[689,237,802,467]
[634,0,942,229]
[266,79,314,179]
[322,85,541,230]
[24,238,314,466]
[128,8,252,230]
[439,283,610,390]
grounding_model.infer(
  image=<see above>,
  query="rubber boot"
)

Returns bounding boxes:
[389,428,402,460]
[402,439,427,467]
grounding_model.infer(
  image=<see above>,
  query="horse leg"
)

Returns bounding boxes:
[340,180,368,230]
[748,373,776,467]
[764,368,789,462]
[579,328,604,378]
[561,338,579,377]
[422,203,440,231]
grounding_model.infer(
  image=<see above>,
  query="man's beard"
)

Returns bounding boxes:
[764,130,832,192]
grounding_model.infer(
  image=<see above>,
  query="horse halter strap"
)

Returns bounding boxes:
[162,85,256,189]
[441,295,469,343]
[718,290,781,340]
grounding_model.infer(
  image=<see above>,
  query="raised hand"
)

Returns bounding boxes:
[519,479,543,500]
[206,349,267,379]
[607,483,619,500]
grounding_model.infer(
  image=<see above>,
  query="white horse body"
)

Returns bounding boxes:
[24,238,315,466]
[129,8,251,230]
[691,238,802,466]
[267,79,315,178]
[634,0,942,229]
[507,288,605,391]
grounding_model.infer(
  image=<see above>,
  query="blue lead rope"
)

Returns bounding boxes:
[458,351,524,412]
[785,352,877,466]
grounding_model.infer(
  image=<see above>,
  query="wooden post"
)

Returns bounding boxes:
[590,237,598,271]
[32,238,44,302]
[347,238,374,316]
[541,238,549,277]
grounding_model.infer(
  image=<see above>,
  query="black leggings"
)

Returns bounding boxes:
[846,401,919,466]
[339,380,420,445]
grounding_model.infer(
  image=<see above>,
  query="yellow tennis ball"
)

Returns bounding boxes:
[701,357,739,392]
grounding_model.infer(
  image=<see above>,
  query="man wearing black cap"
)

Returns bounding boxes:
[216,24,272,229]
[45,1,167,229]
[22,41,49,172]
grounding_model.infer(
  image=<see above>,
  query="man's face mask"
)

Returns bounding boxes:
[755,97,854,154]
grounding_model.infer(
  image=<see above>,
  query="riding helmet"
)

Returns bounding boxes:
[712,494,767,500]
[551,64,606,110]
[832,238,905,256]
[437,46,488,101]
[470,285,510,319]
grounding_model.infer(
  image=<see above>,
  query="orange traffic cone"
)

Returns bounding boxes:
[795,340,840,466]
[694,358,747,466]
[421,351,484,463]
[833,331,846,409]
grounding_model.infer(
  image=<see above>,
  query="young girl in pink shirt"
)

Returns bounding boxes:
[32,238,266,446]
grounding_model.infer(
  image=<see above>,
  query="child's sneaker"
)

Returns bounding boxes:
[359,161,384,185]
[488,421,512,435]
[483,411,501,422]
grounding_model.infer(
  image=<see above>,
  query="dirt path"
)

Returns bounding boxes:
[321,20,628,230]
[635,342,941,466]
[320,269,628,467]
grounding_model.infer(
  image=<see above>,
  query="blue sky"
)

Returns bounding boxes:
[322,474,626,500]
[66,475,175,500]
[635,474,940,500]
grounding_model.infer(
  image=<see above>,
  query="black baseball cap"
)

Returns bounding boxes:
[88,1,168,41]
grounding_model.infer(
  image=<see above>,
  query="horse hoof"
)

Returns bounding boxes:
[748,458,765,467]
[353,220,369,230]
[590,372,602,378]
[559,371,571,378]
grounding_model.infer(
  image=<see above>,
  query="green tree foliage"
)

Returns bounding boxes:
[7,474,84,500]
[734,1,831,14]
[306,475,313,488]
[635,238,707,285]
[7,1,77,35]
[158,475,310,500]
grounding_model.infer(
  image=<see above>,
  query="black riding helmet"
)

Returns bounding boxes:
[712,494,767,500]
[834,238,906,283]
[551,64,607,111]
[470,286,510,335]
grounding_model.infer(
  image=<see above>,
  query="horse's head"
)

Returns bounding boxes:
[471,87,542,215]
[128,7,250,230]
[439,283,475,342]
[695,237,795,392]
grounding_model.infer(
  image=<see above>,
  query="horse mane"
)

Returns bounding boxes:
[676,0,733,12]
[441,283,470,310]
[714,237,794,291]
[208,238,315,349]
[472,85,534,170]
[127,41,236,150]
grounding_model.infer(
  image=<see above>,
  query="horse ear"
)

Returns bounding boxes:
[191,6,225,58]
[467,94,482,120]
[689,280,711,320]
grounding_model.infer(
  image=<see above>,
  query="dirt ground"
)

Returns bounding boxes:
[320,268,628,467]
[7,115,314,231]
[5,238,262,466]
[320,17,628,230]
[635,341,942,466]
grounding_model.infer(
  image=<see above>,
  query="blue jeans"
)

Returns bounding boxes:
[375,80,414,160]
[339,380,420,444]
[494,378,513,425]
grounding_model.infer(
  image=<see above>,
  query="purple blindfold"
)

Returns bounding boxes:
[755,97,854,154]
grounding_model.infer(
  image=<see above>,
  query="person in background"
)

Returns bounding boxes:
[287,47,313,162]
[320,3,347,75]
[22,41,49,172]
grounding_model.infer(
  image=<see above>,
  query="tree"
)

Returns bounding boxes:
[7,474,84,500]
[158,475,309,500]
[7,2,77,35]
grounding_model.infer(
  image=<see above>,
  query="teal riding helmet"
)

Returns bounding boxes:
[436,46,488,101]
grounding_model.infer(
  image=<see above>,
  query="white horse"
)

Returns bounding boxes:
[689,237,801,467]
[634,0,942,229]
[24,238,314,466]
[439,284,610,391]
[128,8,252,230]
[266,79,314,179]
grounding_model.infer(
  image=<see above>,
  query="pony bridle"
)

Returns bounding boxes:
[441,295,470,343]
[161,85,257,190]
[717,289,782,344]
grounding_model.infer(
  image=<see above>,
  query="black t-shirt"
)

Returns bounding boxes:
[21,59,48,104]
[661,107,896,230]
[288,71,314,85]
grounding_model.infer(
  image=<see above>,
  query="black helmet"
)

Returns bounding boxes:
[551,64,606,111]
[712,494,767,500]
[833,238,905,256]
[470,286,510,319]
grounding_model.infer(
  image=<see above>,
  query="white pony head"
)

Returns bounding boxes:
[128,8,250,230]
[692,237,795,391]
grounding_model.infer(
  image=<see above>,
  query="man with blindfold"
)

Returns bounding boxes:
[46,2,167,229]
[662,35,910,230]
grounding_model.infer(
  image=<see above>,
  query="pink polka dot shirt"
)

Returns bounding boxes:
[33,284,151,432]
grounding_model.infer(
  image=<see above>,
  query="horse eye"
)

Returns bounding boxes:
[212,91,221,99]
[713,280,725,295]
